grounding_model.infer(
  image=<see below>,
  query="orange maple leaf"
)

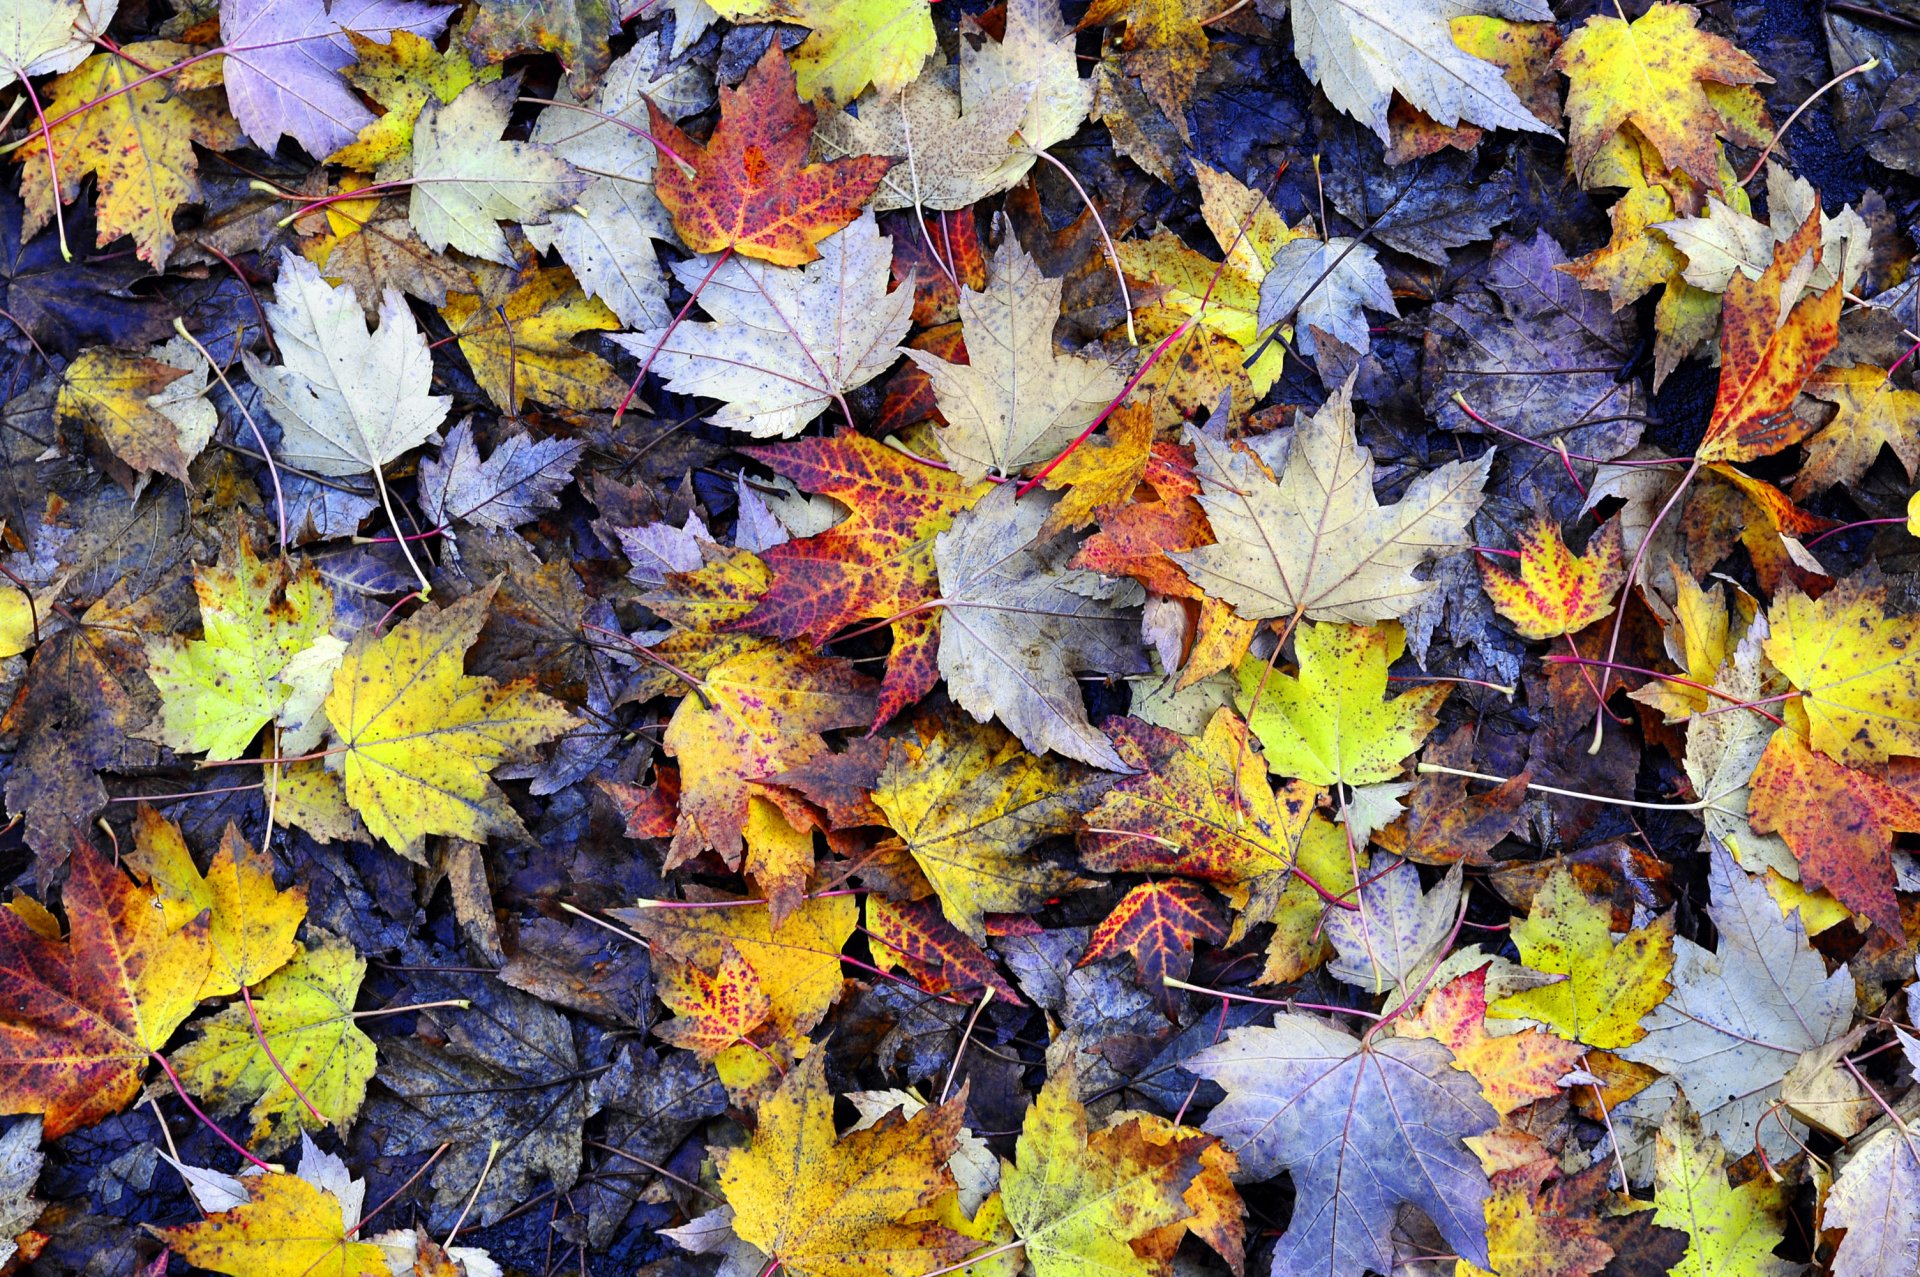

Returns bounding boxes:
[1749,730,1920,934]
[0,844,210,1139]
[1695,206,1842,463]
[1480,516,1626,641]
[650,45,893,266]
[1397,965,1585,1115]
[733,433,989,727]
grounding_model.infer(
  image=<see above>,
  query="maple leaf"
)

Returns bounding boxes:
[962,0,1091,186]
[1256,233,1396,356]
[1003,1065,1206,1277]
[1236,621,1447,788]
[126,810,305,998]
[145,534,337,761]
[1764,577,1920,768]
[219,0,454,158]
[1190,1015,1499,1276]
[1455,1148,1617,1277]
[329,28,498,168]
[1038,400,1152,536]
[1480,516,1626,640]
[151,1168,389,1277]
[1694,205,1842,464]
[1747,729,1919,936]
[18,39,241,270]
[781,0,936,103]
[1793,365,1920,496]
[397,78,588,264]
[439,258,624,414]
[1489,863,1675,1049]
[813,69,1032,214]
[1172,377,1491,624]
[662,643,873,869]
[621,892,856,1042]
[612,211,915,438]
[1619,839,1855,1158]
[872,715,1104,940]
[1651,1098,1793,1277]
[418,418,580,534]
[458,0,614,96]
[0,843,210,1139]
[653,944,771,1061]
[717,1050,970,1277]
[246,250,451,479]
[1080,0,1211,124]
[1324,860,1461,1000]
[1375,726,1527,866]
[906,238,1130,484]
[56,344,211,491]
[1081,880,1225,1006]
[1288,0,1557,143]
[733,432,987,727]
[1396,963,1583,1115]
[935,485,1148,771]
[322,588,575,860]
[0,0,93,87]
[650,44,890,265]
[170,937,377,1151]
[1826,1121,1920,1277]
[524,33,712,330]
[1558,2,1771,190]
[865,896,1023,1005]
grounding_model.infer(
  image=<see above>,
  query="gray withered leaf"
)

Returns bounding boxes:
[419,418,581,533]
[1187,1016,1497,1277]
[934,484,1148,771]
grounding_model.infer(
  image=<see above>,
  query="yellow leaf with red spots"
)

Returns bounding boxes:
[653,942,772,1062]
[1763,577,1920,768]
[1480,516,1626,640]
[149,1171,388,1277]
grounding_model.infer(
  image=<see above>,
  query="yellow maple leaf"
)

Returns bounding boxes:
[1764,577,1920,767]
[145,534,337,762]
[1652,1099,1790,1277]
[1480,516,1627,640]
[780,0,938,103]
[663,643,872,870]
[742,792,819,926]
[330,30,499,169]
[1236,621,1449,787]
[1490,865,1675,1049]
[1396,964,1585,1115]
[1793,364,1920,496]
[1080,0,1212,124]
[1002,1064,1206,1277]
[55,346,209,489]
[18,40,241,270]
[621,892,856,1042]
[653,942,772,1062]
[1557,2,1771,192]
[1039,401,1153,535]
[170,937,376,1151]
[149,1170,389,1277]
[872,716,1099,941]
[439,258,625,414]
[717,1050,971,1277]
[126,809,305,998]
[322,589,575,861]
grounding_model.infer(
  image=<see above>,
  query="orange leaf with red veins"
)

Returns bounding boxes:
[654,943,773,1061]
[598,767,680,839]
[1748,730,1920,934]
[1695,205,1842,463]
[877,323,967,434]
[649,45,892,266]
[664,644,876,869]
[1081,880,1226,1009]
[1480,516,1626,640]
[734,433,990,728]
[865,896,1023,1005]
[0,844,211,1139]
[1397,965,1585,1115]
[889,209,987,327]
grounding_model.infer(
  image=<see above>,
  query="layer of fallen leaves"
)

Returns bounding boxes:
[4,2,1920,1277]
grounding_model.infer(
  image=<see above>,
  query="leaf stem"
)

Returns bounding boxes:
[1162,976,1384,1018]
[149,1049,276,1173]
[1739,59,1880,187]
[371,466,432,594]
[173,318,288,553]
[1416,761,1730,812]
[1591,455,1702,753]
[351,998,471,1019]
[240,981,327,1125]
